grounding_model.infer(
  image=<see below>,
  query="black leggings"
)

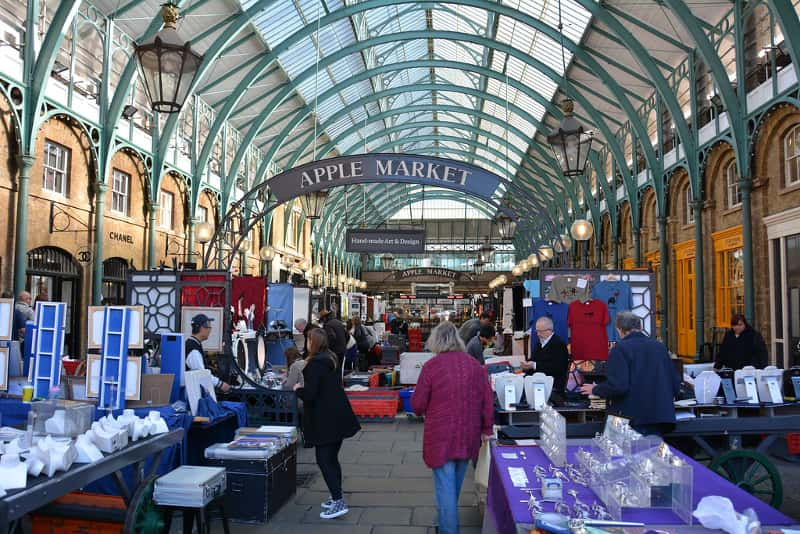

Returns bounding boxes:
[315,440,344,500]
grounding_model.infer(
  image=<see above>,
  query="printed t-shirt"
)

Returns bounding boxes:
[549,275,592,303]
[591,281,633,342]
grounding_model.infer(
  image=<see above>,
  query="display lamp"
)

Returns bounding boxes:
[512,265,523,277]
[527,254,540,267]
[570,218,594,241]
[546,99,593,176]
[381,254,395,270]
[259,246,275,261]
[360,280,367,289]
[195,221,213,244]
[134,4,203,113]
[298,190,329,220]
[538,245,554,260]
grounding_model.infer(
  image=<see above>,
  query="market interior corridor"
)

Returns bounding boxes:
[209,418,483,534]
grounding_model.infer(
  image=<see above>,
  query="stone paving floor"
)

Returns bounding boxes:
[212,417,483,534]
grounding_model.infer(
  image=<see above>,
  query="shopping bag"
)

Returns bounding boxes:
[474,440,491,488]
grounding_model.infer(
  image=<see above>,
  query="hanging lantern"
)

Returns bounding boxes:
[479,239,496,262]
[258,246,275,261]
[380,254,394,270]
[520,259,531,271]
[134,4,203,113]
[527,254,540,267]
[512,265,523,277]
[497,274,508,286]
[538,245,554,260]
[473,257,486,276]
[570,219,594,241]
[546,99,594,177]
[298,190,329,220]
[496,198,517,241]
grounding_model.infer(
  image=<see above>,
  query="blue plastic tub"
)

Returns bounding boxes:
[399,387,415,414]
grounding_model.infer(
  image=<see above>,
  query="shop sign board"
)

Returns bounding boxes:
[345,229,425,253]
[267,154,502,203]
[391,268,474,281]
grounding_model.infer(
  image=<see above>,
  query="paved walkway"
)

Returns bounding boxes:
[213,417,484,534]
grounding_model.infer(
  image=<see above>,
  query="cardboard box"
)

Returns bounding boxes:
[126,374,174,408]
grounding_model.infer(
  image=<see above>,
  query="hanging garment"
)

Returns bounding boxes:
[568,299,610,360]
[591,280,633,343]
[530,299,569,343]
[548,275,592,304]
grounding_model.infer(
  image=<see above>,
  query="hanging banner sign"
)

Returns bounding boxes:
[391,268,474,281]
[345,229,426,253]
[267,154,502,203]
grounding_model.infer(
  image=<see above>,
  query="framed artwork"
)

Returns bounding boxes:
[0,347,8,391]
[87,305,144,349]
[0,298,13,341]
[180,307,224,352]
[86,354,142,400]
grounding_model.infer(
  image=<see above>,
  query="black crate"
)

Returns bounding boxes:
[205,443,297,523]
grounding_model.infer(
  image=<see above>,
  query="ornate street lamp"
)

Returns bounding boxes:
[496,198,517,241]
[298,190,329,219]
[570,218,594,268]
[538,245,554,260]
[473,257,486,276]
[512,265,523,277]
[195,221,213,266]
[479,238,495,262]
[134,4,203,114]
[259,246,275,279]
[380,254,394,270]
[546,99,593,177]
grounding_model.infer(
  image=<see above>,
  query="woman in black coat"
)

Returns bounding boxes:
[715,314,768,370]
[294,328,360,520]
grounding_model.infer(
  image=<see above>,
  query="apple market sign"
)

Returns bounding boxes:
[267,154,502,203]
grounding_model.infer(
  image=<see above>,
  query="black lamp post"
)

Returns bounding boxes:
[134,4,203,114]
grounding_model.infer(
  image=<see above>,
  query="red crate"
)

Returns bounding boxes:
[787,433,800,455]
[347,390,399,421]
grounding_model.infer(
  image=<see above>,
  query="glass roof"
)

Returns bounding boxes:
[389,198,492,220]
[239,0,593,184]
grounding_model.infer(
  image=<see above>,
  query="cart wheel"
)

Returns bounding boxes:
[124,475,168,534]
[710,450,783,508]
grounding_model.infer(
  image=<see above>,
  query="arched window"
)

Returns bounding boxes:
[784,124,800,187]
[684,184,695,225]
[726,161,741,208]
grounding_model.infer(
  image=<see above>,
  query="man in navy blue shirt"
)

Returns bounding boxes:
[580,311,680,436]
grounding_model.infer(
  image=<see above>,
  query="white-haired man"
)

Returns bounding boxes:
[521,316,570,395]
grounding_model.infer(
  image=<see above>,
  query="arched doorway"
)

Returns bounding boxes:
[102,257,129,305]
[27,246,81,357]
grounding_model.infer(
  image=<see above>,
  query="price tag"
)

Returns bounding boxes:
[532,383,547,410]
[576,278,588,289]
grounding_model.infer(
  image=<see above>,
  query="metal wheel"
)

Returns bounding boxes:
[123,474,168,534]
[710,449,783,508]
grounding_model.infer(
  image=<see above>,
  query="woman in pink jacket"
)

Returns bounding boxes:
[411,321,494,534]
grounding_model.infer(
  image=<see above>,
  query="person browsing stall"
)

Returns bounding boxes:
[465,324,495,365]
[714,314,768,370]
[185,313,231,392]
[458,312,492,345]
[580,311,680,436]
[521,316,570,395]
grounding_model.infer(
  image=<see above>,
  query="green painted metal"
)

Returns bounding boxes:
[768,0,800,85]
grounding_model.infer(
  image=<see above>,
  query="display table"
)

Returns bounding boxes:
[484,442,794,534]
[0,428,184,534]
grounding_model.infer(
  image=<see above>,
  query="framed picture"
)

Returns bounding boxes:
[87,306,144,349]
[180,307,224,352]
[0,347,8,391]
[86,354,142,400]
[0,298,13,341]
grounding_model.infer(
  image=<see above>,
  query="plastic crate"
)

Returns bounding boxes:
[787,433,800,455]
[347,390,399,422]
[399,387,415,414]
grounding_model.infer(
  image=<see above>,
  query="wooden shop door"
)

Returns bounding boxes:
[674,240,696,359]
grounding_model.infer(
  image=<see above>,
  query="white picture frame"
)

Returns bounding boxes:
[0,347,8,391]
[0,298,13,341]
[180,307,224,352]
[86,354,142,400]
[87,305,144,349]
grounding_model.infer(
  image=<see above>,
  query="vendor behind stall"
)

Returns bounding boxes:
[580,311,680,436]
[714,314,768,370]
[186,313,231,392]
[522,316,570,395]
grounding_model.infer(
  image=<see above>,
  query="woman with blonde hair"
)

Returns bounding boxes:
[411,321,494,534]
[294,328,360,519]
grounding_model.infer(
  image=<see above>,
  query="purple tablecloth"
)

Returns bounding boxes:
[486,444,793,533]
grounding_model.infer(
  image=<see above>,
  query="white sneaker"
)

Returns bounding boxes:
[320,497,336,510]
[319,499,349,519]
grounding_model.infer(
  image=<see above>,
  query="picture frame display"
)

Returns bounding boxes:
[180,307,224,352]
[87,305,144,349]
[0,298,13,341]
[85,354,142,400]
[0,347,8,391]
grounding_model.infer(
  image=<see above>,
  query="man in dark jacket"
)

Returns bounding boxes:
[522,316,570,395]
[466,324,495,365]
[459,312,492,345]
[320,309,348,362]
[581,311,680,436]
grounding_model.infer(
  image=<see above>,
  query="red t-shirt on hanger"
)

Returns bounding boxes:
[568,299,610,361]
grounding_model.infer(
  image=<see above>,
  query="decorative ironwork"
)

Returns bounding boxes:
[48,201,90,234]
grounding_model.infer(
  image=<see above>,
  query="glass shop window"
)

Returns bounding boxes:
[43,140,69,195]
[684,185,694,225]
[197,205,208,222]
[716,247,745,327]
[726,162,742,209]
